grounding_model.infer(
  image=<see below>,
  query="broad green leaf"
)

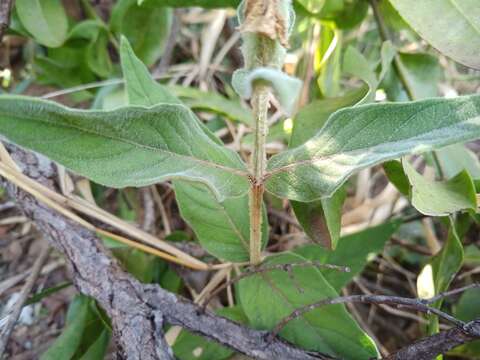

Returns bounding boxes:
[41,296,90,360]
[383,52,442,101]
[389,0,480,70]
[436,144,480,180]
[403,161,477,216]
[0,96,249,201]
[295,221,400,290]
[110,0,172,66]
[450,288,480,357]
[15,0,68,47]
[289,90,365,248]
[176,183,267,262]
[266,94,480,202]
[120,37,262,261]
[239,252,379,359]
[173,306,246,360]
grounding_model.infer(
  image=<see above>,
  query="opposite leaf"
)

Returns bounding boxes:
[120,36,265,261]
[403,161,477,216]
[0,96,249,201]
[266,94,480,202]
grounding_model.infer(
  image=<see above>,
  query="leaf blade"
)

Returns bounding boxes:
[389,0,480,70]
[266,94,480,202]
[0,96,249,200]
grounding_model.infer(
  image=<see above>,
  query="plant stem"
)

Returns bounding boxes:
[249,83,270,265]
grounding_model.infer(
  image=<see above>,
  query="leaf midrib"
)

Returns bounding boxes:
[266,109,480,177]
[0,109,249,178]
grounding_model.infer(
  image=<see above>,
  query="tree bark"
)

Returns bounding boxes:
[1,144,325,360]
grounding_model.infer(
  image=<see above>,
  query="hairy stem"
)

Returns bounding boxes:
[249,83,270,265]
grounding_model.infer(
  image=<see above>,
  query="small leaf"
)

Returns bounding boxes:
[239,252,379,359]
[0,96,249,201]
[295,221,400,291]
[266,94,480,202]
[15,0,68,47]
[436,144,480,180]
[110,0,173,66]
[232,68,302,116]
[383,160,410,196]
[389,0,480,70]
[403,161,477,216]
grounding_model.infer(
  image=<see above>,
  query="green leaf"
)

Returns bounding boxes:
[389,0,480,70]
[295,221,400,290]
[297,0,325,14]
[436,144,480,180]
[289,90,366,248]
[173,306,246,360]
[266,94,480,202]
[290,41,394,247]
[451,288,480,357]
[15,0,68,47]
[403,161,477,216]
[170,85,253,125]
[0,96,249,201]
[239,252,379,359]
[149,0,238,7]
[176,183,268,262]
[86,30,113,78]
[464,244,480,266]
[232,68,302,116]
[120,36,260,261]
[383,52,442,101]
[41,296,90,360]
[383,160,410,196]
[120,37,180,106]
[343,41,396,104]
[110,0,172,66]
[78,330,110,360]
